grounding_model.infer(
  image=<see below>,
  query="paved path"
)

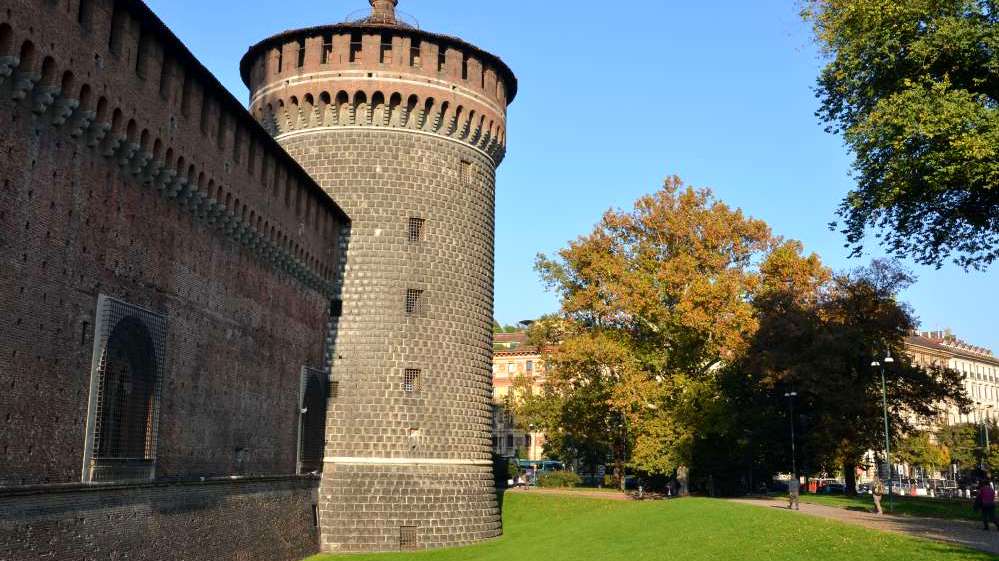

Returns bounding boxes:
[731,497,999,556]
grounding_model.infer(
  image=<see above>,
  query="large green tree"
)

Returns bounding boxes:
[728,258,968,493]
[528,177,776,478]
[804,0,999,269]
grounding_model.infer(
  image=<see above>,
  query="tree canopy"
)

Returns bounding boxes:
[520,176,969,494]
[804,0,999,269]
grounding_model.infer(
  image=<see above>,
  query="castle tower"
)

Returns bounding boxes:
[241,1,516,553]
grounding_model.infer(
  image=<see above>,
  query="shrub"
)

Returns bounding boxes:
[538,471,582,488]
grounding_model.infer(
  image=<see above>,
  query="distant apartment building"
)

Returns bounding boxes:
[492,331,546,461]
[905,331,999,425]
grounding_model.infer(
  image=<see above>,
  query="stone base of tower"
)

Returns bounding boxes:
[317,461,501,553]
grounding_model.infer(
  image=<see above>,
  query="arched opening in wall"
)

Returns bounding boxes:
[437,47,446,73]
[461,52,469,81]
[274,46,283,73]
[303,93,315,128]
[318,91,331,126]
[59,71,76,99]
[353,91,368,126]
[388,92,402,126]
[437,101,452,134]
[296,37,306,68]
[18,41,38,75]
[335,91,349,126]
[422,97,435,130]
[84,296,166,483]
[405,94,418,128]
[371,91,386,126]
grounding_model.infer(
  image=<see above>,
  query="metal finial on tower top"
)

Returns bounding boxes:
[369,0,398,24]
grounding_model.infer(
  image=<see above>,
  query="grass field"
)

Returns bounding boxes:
[791,493,977,521]
[305,492,996,561]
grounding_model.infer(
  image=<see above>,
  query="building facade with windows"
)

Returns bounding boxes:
[492,332,547,461]
[0,0,514,559]
[905,331,999,426]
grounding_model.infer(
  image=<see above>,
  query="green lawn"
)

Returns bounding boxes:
[305,493,996,561]
[792,493,977,522]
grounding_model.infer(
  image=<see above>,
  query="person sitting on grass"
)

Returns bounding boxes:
[976,480,999,531]
[871,479,885,515]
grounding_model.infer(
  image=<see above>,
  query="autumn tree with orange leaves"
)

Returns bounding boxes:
[522,176,968,493]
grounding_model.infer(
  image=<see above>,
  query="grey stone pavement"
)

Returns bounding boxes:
[731,497,999,556]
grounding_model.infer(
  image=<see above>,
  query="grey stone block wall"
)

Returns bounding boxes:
[279,129,500,552]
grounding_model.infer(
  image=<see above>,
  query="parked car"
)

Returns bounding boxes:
[817,482,846,494]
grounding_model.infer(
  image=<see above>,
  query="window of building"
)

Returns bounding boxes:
[296,38,306,68]
[404,369,421,393]
[461,160,474,185]
[349,32,362,63]
[461,53,469,80]
[506,434,514,449]
[437,49,446,73]
[276,47,284,73]
[321,34,333,64]
[83,295,167,483]
[298,366,328,474]
[507,362,515,374]
[408,217,425,243]
[525,434,531,448]
[526,360,533,373]
[410,39,422,67]
[405,289,424,315]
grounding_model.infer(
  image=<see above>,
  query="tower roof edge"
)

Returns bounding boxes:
[239,22,518,104]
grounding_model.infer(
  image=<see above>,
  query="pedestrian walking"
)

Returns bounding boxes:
[871,479,885,515]
[788,477,800,511]
[977,481,999,531]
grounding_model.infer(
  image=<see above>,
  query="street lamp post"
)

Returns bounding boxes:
[872,352,895,513]
[784,392,798,479]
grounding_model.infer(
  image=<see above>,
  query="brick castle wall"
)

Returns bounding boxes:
[0,477,319,561]
[241,11,517,552]
[1,1,347,560]
[280,129,501,551]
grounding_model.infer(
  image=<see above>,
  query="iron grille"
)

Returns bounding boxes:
[408,217,425,243]
[299,366,329,474]
[400,526,419,550]
[86,295,166,483]
[405,289,424,316]
[403,369,421,394]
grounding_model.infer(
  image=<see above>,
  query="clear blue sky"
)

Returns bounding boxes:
[147,0,999,351]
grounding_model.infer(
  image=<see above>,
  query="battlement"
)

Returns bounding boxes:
[1,0,349,294]
[240,21,515,163]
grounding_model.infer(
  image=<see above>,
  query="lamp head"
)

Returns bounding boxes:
[871,361,881,367]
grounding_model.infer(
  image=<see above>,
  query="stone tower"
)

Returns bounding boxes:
[241,1,516,553]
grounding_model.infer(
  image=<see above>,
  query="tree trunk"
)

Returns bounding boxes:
[844,460,858,496]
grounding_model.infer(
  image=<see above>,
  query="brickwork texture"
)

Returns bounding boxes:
[242,3,517,552]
